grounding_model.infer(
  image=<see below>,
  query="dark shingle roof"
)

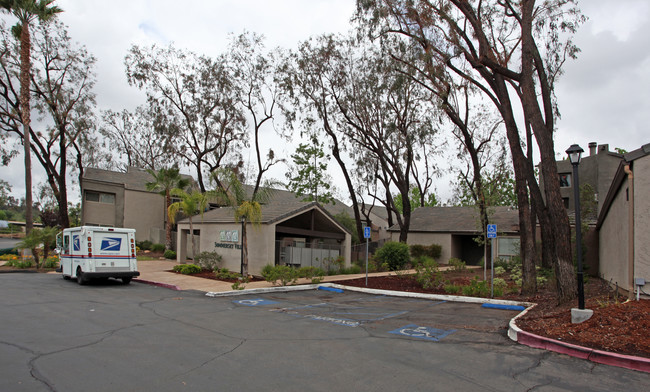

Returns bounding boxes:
[390,206,520,234]
[83,167,194,192]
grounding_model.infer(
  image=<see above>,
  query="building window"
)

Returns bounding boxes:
[497,237,520,260]
[559,173,571,187]
[85,191,115,204]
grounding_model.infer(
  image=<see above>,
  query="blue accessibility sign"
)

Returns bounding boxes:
[364,226,371,239]
[487,224,497,238]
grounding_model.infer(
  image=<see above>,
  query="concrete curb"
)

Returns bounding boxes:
[206,284,320,297]
[508,305,650,373]
[133,278,181,291]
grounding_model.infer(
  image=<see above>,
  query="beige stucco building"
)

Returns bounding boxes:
[176,202,352,276]
[81,167,193,243]
[389,206,521,265]
[597,143,650,298]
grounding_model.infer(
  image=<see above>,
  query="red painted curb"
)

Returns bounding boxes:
[516,330,650,373]
[133,278,181,291]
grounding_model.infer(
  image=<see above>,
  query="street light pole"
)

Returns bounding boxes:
[566,144,585,310]
[240,216,245,276]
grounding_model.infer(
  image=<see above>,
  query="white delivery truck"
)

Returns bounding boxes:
[56,226,140,285]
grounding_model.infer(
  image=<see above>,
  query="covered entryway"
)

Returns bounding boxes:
[275,208,347,271]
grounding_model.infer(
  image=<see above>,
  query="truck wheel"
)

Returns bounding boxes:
[77,268,87,285]
[121,277,132,285]
[62,275,70,280]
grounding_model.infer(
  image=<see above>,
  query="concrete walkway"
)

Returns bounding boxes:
[135,258,428,292]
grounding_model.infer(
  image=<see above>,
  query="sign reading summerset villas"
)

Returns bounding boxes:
[215,230,242,249]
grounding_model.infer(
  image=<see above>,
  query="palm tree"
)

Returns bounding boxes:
[0,0,62,234]
[167,188,212,261]
[213,168,274,277]
[145,167,191,251]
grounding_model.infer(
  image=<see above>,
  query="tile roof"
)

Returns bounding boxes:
[391,206,520,234]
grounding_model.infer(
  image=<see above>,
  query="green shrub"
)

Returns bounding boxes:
[164,249,176,259]
[414,257,441,289]
[262,265,299,286]
[494,266,506,276]
[5,258,34,268]
[151,243,165,252]
[42,256,59,269]
[334,265,362,275]
[443,284,462,294]
[461,277,491,297]
[321,255,345,274]
[215,268,240,280]
[194,251,223,271]
[375,241,410,271]
[410,244,442,260]
[493,277,508,291]
[448,258,467,272]
[298,266,325,283]
[137,240,153,251]
[172,264,201,274]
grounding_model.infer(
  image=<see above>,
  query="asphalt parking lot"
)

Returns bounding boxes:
[1,274,647,391]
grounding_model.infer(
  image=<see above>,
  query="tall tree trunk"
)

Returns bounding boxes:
[165,191,173,250]
[20,22,33,234]
[520,0,575,303]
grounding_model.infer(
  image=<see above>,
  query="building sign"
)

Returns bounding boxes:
[214,242,242,250]
[219,230,239,243]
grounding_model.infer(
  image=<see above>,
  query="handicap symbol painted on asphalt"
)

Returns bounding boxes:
[389,324,456,341]
[234,298,278,307]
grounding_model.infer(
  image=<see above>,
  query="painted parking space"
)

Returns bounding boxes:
[230,289,518,342]
[389,324,457,341]
[233,298,279,307]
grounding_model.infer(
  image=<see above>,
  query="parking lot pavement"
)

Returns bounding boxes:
[1,274,648,392]
[229,290,521,345]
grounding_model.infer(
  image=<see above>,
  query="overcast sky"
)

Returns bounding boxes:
[2,0,649,204]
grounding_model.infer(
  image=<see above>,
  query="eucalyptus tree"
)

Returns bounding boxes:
[283,34,365,241]
[125,44,247,192]
[357,0,585,302]
[100,105,176,171]
[0,19,95,228]
[146,166,191,251]
[226,32,286,195]
[0,0,62,233]
[332,38,440,242]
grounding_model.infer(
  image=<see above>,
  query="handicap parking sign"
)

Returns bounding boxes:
[364,226,371,239]
[487,224,497,238]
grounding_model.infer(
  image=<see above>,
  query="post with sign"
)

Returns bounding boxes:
[364,226,371,286]
[487,224,497,298]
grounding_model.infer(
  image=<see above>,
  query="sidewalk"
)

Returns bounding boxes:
[134,258,423,292]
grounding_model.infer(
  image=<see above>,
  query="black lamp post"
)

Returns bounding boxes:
[240,216,245,276]
[566,144,585,309]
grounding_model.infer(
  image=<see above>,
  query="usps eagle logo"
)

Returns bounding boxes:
[73,235,80,251]
[100,237,122,251]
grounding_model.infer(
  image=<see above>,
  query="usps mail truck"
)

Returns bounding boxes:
[56,226,140,285]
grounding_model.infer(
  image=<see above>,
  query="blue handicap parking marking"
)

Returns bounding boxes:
[234,298,279,307]
[389,324,456,341]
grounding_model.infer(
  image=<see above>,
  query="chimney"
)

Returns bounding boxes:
[589,142,597,156]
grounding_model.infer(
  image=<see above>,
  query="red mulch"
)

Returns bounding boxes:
[335,272,650,359]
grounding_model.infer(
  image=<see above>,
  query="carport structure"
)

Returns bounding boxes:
[176,202,352,275]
